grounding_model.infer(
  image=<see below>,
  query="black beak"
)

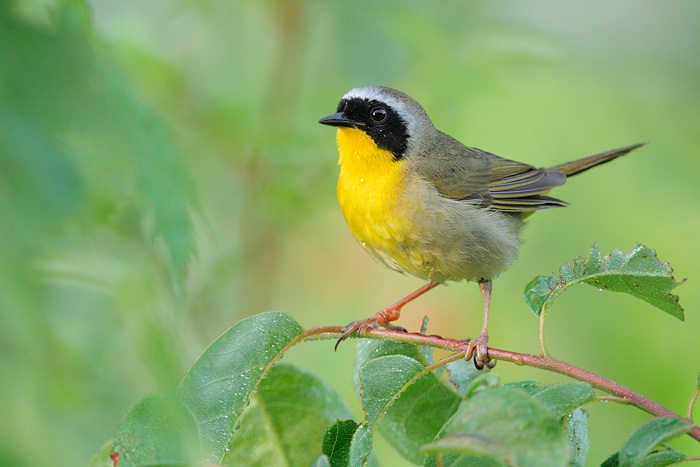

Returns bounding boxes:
[319,112,355,128]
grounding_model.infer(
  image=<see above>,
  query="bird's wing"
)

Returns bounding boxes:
[420,146,568,212]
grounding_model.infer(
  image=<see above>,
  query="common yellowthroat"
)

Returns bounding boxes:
[319,85,642,369]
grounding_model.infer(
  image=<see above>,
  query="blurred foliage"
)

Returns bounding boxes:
[1,0,699,466]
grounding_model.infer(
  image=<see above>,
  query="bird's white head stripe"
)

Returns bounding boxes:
[342,86,419,132]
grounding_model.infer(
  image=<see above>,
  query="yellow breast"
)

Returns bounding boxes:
[335,128,408,252]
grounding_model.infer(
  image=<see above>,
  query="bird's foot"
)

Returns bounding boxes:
[335,307,407,350]
[465,331,495,370]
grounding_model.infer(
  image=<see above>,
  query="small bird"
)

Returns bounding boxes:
[319,85,642,369]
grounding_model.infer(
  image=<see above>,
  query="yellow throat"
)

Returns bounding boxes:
[335,127,407,246]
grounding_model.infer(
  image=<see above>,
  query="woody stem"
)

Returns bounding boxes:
[297,325,700,443]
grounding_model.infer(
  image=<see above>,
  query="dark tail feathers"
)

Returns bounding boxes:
[548,143,644,177]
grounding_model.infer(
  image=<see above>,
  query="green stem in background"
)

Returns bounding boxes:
[538,304,549,357]
[237,0,308,318]
[689,385,699,421]
[296,325,700,443]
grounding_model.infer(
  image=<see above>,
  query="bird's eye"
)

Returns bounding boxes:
[370,107,387,121]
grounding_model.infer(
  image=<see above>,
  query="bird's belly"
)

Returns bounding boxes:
[338,174,523,283]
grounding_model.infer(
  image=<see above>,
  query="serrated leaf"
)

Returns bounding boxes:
[225,364,352,467]
[112,393,200,467]
[618,416,693,466]
[565,408,589,467]
[524,244,684,320]
[357,353,461,464]
[534,383,595,419]
[422,386,570,467]
[323,420,360,467]
[178,312,304,463]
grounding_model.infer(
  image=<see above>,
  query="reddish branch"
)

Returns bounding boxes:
[297,326,700,443]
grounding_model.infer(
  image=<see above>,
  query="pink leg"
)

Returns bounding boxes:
[465,279,496,369]
[335,281,439,349]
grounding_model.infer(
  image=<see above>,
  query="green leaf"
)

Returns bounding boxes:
[112,393,200,467]
[602,446,687,467]
[89,440,115,467]
[523,275,560,317]
[501,383,594,467]
[635,448,686,467]
[423,411,509,467]
[348,424,375,467]
[534,382,595,419]
[462,372,500,399]
[424,452,506,467]
[321,422,378,467]
[617,416,693,466]
[445,358,491,397]
[323,420,360,467]
[524,244,684,320]
[353,339,433,391]
[312,455,332,467]
[423,386,570,467]
[357,352,461,464]
[504,380,544,395]
[178,312,304,463]
[602,452,622,466]
[225,364,352,467]
[564,408,589,467]
[359,355,425,429]
[602,452,622,467]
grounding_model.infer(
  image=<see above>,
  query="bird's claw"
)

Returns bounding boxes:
[334,320,368,350]
[334,312,407,350]
[465,332,496,370]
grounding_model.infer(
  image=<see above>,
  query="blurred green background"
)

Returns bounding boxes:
[1,0,699,465]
